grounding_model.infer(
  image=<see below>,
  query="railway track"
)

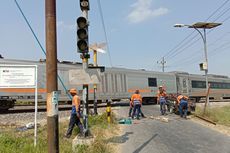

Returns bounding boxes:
[0,101,131,114]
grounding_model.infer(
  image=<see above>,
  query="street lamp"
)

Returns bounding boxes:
[174,22,222,105]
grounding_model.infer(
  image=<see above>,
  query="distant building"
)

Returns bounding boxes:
[0,54,3,59]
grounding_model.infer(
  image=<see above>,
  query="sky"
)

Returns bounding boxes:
[0,0,230,76]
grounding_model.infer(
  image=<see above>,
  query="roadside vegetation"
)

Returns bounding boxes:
[195,106,230,126]
[0,112,118,153]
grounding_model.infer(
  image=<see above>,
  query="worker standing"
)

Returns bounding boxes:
[65,88,84,138]
[157,86,167,115]
[177,94,189,118]
[128,99,133,117]
[131,90,142,120]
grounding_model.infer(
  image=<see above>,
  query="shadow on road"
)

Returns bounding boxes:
[133,134,158,153]
[105,132,133,144]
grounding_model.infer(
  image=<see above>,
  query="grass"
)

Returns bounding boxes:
[0,112,117,153]
[195,106,230,126]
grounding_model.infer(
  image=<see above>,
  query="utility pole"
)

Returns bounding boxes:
[157,57,166,72]
[45,0,59,152]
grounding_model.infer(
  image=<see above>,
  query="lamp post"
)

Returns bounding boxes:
[174,22,222,105]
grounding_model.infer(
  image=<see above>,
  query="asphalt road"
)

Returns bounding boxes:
[112,105,230,153]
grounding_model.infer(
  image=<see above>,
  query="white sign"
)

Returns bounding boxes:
[69,69,100,85]
[0,65,36,88]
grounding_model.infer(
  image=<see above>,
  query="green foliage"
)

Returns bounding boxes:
[0,112,116,153]
[196,106,230,126]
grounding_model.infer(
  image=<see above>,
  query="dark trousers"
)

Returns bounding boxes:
[66,114,83,136]
[132,104,141,119]
[160,101,166,115]
[179,101,188,117]
[129,106,145,117]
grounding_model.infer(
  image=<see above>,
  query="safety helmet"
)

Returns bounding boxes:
[159,86,163,88]
[69,88,77,94]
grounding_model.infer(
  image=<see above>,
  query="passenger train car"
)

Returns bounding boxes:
[0,58,230,110]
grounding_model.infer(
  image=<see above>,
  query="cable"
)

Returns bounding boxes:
[169,32,230,67]
[158,0,230,65]
[14,0,72,100]
[206,0,230,21]
[166,8,230,66]
[212,6,230,22]
[97,0,113,67]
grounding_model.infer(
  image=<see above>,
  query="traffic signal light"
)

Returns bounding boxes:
[80,0,90,11]
[77,16,88,54]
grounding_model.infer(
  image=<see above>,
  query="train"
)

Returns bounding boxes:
[0,58,230,110]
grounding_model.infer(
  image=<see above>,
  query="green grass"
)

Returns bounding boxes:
[0,112,117,153]
[195,106,230,126]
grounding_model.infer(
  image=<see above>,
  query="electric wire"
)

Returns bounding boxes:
[169,32,230,67]
[166,6,230,68]
[158,0,230,68]
[14,0,72,100]
[97,0,113,67]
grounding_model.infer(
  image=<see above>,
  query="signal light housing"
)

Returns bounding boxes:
[80,0,90,11]
[77,16,88,54]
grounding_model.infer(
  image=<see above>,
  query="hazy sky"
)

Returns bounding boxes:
[0,0,230,76]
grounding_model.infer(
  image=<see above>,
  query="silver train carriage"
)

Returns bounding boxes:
[0,58,230,110]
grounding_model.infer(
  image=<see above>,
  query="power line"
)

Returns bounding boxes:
[165,5,230,64]
[169,32,230,67]
[171,40,230,68]
[206,0,230,21]
[97,0,113,67]
[14,0,71,100]
[159,0,230,63]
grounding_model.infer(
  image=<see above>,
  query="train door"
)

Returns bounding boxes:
[181,76,189,95]
[177,75,189,96]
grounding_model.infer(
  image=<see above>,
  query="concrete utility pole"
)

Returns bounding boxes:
[158,57,166,72]
[45,0,59,152]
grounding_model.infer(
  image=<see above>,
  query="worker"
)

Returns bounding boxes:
[129,98,146,118]
[157,86,167,115]
[131,90,142,120]
[65,88,84,138]
[177,94,189,118]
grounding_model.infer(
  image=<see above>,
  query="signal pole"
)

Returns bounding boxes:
[157,57,166,72]
[45,0,59,152]
[93,50,98,115]
[78,0,90,137]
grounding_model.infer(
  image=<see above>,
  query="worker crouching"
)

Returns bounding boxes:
[65,88,84,138]
[177,95,189,118]
[131,90,142,120]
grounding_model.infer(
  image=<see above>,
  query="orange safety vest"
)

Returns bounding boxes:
[157,90,167,101]
[177,95,188,105]
[131,94,142,105]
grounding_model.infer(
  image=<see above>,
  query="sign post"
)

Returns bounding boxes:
[0,65,38,146]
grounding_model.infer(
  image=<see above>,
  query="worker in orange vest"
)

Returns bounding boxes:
[131,90,142,120]
[177,94,189,118]
[157,86,167,115]
[129,98,146,118]
[65,88,84,138]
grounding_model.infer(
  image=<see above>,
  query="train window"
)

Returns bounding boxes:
[191,80,206,88]
[210,82,230,89]
[192,80,230,89]
[148,78,157,87]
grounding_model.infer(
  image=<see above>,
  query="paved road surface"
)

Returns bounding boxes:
[112,105,230,153]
